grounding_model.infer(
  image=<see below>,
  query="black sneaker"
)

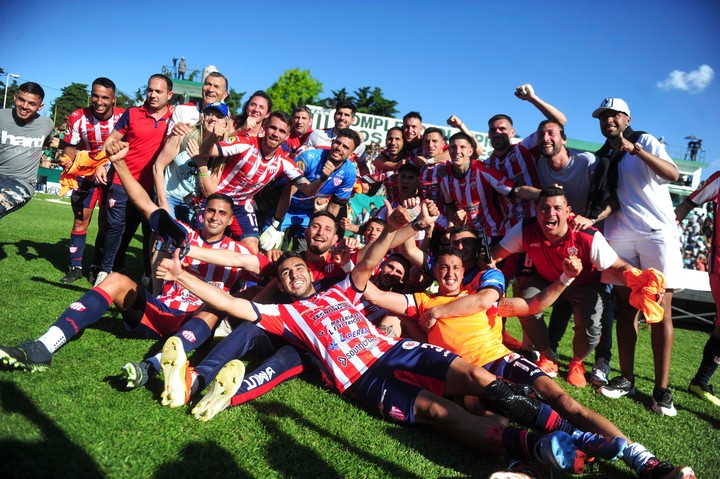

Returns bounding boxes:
[120,361,155,390]
[639,458,696,479]
[88,265,101,285]
[60,267,84,284]
[651,386,678,417]
[0,341,52,371]
[599,376,636,398]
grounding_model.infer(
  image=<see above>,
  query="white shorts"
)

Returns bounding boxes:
[603,236,683,289]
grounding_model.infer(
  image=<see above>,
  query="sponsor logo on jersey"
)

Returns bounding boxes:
[529,242,541,248]
[69,302,87,312]
[402,340,419,350]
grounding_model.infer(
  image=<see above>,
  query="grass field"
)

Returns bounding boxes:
[1,194,719,478]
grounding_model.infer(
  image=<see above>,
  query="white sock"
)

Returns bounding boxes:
[623,442,655,474]
[38,326,66,354]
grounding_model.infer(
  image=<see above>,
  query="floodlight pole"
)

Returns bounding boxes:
[3,73,20,108]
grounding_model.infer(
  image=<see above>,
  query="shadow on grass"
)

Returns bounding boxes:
[0,380,104,478]
[152,440,251,479]
[0,239,68,272]
[255,399,435,478]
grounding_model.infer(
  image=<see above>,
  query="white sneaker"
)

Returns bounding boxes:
[93,271,109,287]
[591,358,611,387]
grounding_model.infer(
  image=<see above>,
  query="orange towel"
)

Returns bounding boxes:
[59,150,109,196]
[623,267,666,324]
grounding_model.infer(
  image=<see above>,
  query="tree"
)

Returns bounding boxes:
[115,90,134,110]
[51,83,89,126]
[352,86,398,117]
[224,88,245,116]
[267,68,323,114]
[330,86,398,117]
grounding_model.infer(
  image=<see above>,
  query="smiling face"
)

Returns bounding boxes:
[292,110,312,136]
[200,198,233,240]
[247,95,270,123]
[202,74,228,107]
[403,117,423,144]
[333,107,354,130]
[537,122,566,159]
[13,91,44,122]
[90,84,116,120]
[262,115,290,152]
[423,131,445,158]
[329,135,355,162]
[277,256,315,298]
[305,214,338,255]
[385,129,404,156]
[488,118,515,153]
[378,259,407,289]
[448,137,473,173]
[599,110,630,139]
[537,194,571,239]
[434,253,464,295]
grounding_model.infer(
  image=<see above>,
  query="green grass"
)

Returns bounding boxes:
[1,194,719,478]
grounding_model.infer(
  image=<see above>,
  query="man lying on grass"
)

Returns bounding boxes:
[153,198,630,475]
[363,246,695,479]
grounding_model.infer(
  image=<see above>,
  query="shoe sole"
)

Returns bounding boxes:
[651,399,678,417]
[160,337,188,408]
[0,351,49,372]
[192,360,245,422]
[590,376,609,387]
[488,473,536,479]
[121,362,146,390]
[540,432,576,472]
[599,386,635,399]
[688,384,720,407]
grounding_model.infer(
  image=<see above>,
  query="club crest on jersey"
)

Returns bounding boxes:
[333,177,342,187]
[69,301,87,312]
[567,246,579,256]
[108,197,116,208]
[267,165,278,175]
[402,340,420,350]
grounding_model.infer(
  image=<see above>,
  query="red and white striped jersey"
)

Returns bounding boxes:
[253,275,398,393]
[486,133,541,228]
[216,135,303,205]
[159,228,249,311]
[419,161,448,205]
[687,170,720,274]
[441,161,514,236]
[64,107,125,156]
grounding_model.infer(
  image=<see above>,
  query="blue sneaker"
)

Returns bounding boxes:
[534,431,577,472]
[572,430,627,461]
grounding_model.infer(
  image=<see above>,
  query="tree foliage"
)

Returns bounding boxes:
[51,83,89,126]
[0,67,20,109]
[267,68,323,114]
[225,88,245,116]
[115,90,134,110]
[332,86,398,117]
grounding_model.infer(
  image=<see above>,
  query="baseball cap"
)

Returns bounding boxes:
[592,98,631,118]
[203,101,229,117]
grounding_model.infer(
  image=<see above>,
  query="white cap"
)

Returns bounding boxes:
[592,98,631,118]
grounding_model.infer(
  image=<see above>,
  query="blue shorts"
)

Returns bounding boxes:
[347,339,458,425]
[120,288,193,339]
[0,174,33,219]
[483,352,548,385]
[71,177,104,210]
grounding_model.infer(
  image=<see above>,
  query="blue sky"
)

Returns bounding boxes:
[2,0,719,176]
